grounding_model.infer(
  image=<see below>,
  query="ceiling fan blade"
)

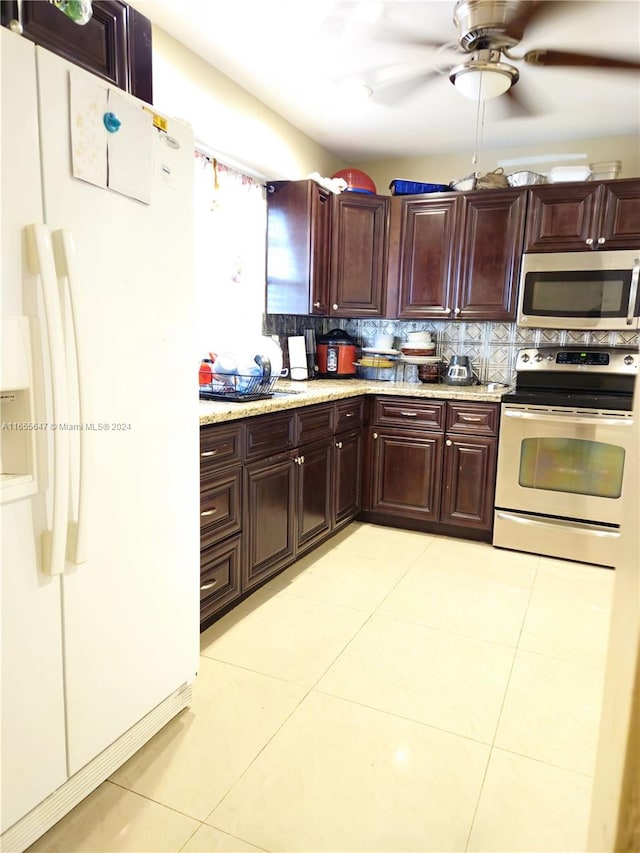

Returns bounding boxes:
[501,83,537,117]
[524,49,640,70]
[372,69,442,106]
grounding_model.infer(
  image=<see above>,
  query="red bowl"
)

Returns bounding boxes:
[331,168,377,194]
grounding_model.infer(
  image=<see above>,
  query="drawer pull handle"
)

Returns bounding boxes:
[344,412,354,417]
[200,580,218,591]
[201,508,218,517]
[399,411,418,417]
[461,415,482,422]
[201,450,218,458]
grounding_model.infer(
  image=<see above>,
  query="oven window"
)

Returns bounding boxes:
[519,437,625,498]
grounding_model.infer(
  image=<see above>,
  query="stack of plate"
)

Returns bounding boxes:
[359,347,400,369]
[400,340,436,364]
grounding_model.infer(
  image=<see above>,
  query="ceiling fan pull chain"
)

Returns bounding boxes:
[471,90,486,170]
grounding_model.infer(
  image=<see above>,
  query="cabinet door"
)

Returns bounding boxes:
[243,454,295,591]
[266,180,330,315]
[598,180,640,249]
[524,184,601,252]
[330,193,389,316]
[393,196,458,318]
[294,440,333,555]
[334,428,363,526]
[2,1,153,102]
[370,429,443,520]
[457,190,526,321]
[441,435,497,530]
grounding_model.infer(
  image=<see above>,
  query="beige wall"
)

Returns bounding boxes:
[150,27,347,181]
[354,135,640,194]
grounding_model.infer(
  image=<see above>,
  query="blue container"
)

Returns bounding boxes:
[389,180,450,195]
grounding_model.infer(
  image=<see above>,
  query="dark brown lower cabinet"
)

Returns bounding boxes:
[370,430,443,520]
[441,435,497,530]
[294,439,333,556]
[333,428,362,525]
[364,397,499,540]
[200,535,242,626]
[200,394,498,628]
[243,453,296,592]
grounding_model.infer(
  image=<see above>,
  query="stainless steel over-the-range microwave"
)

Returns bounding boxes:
[517,249,640,331]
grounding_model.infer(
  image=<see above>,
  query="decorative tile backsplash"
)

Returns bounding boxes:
[263,314,638,384]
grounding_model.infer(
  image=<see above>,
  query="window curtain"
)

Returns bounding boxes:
[194,151,266,357]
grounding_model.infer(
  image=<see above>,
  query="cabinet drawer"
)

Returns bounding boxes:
[373,397,445,431]
[334,397,364,432]
[446,403,499,436]
[200,423,243,477]
[295,403,333,445]
[245,412,295,461]
[200,467,242,549]
[200,535,242,626]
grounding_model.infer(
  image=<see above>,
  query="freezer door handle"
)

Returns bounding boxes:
[52,229,88,565]
[26,224,70,576]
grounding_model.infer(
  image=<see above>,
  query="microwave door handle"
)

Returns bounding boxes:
[627,258,640,326]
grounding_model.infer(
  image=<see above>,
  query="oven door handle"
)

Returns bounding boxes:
[503,409,633,427]
[627,257,640,326]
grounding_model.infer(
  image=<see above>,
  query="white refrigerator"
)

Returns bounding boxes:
[1,27,199,851]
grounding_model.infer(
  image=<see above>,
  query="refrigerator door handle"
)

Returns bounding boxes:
[25,224,70,576]
[52,229,88,565]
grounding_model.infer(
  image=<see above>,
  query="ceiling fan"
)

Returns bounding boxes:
[337,0,640,114]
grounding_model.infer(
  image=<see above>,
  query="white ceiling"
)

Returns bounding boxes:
[132,0,640,162]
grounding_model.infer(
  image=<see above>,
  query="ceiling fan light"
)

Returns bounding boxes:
[450,61,518,100]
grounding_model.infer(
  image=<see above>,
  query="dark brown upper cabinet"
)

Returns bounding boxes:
[266,180,331,316]
[329,192,389,317]
[266,181,389,317]
[1,0,152,103]
[524,179,640,253]
[387,188,526,321]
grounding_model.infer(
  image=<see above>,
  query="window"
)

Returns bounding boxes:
[194,152,266,357]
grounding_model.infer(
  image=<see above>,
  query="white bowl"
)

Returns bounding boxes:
[406,331,431,343]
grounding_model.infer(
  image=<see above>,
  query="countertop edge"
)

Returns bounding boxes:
[199,380,508,425]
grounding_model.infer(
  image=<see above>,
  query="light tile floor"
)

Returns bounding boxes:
[27,523,614,853]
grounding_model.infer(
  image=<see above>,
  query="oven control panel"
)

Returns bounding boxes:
[516,346,638,375]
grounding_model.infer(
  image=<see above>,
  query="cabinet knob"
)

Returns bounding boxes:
[313,301,321,308]
[299,455,305,464]
[336,441,343,449]
[446,439,452,446]
[332,303,339,310]
[586,238,594,245]
[454,307,460,315]
[373,432,378,440]
[598,237,606,245]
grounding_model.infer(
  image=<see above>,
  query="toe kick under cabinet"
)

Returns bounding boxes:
[199,397,364,628]
[362,396,499,540]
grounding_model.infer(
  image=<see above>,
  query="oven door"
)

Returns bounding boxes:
[495,403,634,526]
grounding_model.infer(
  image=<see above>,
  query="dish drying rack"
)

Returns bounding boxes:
[199,374,278,402]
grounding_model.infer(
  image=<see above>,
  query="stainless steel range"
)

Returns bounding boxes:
[493,346,638,567]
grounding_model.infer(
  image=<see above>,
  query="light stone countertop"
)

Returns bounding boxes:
[199,379,510,425]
